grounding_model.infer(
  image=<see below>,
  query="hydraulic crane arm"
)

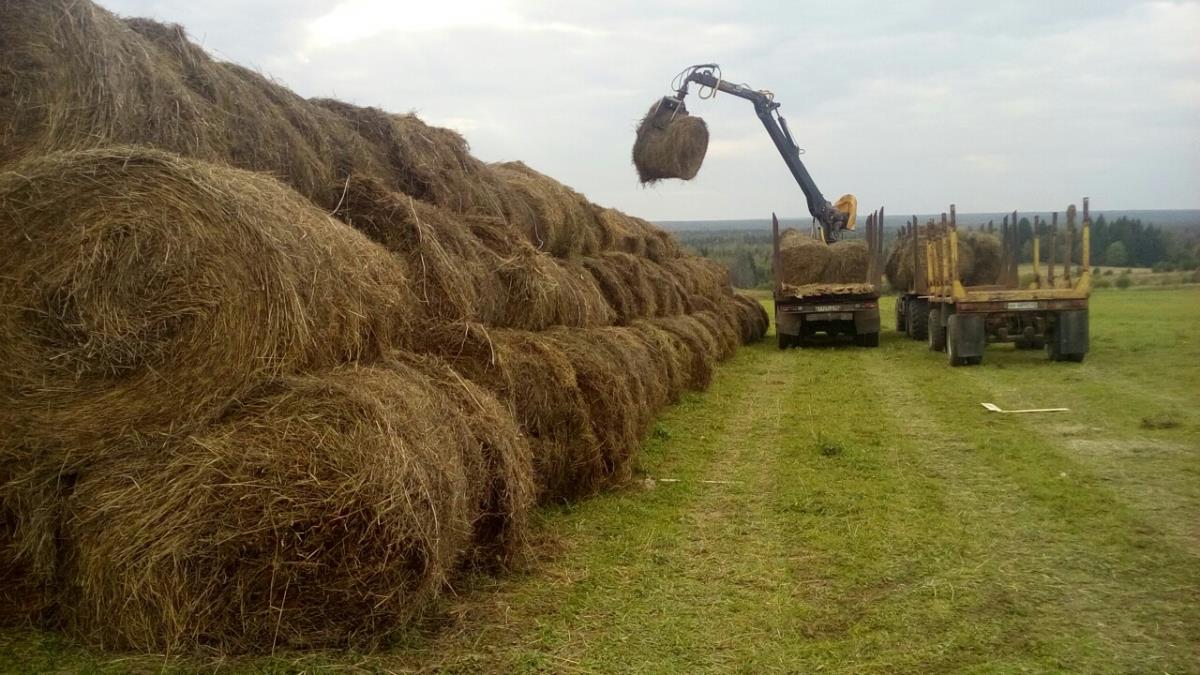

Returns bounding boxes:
[670,65,854,241]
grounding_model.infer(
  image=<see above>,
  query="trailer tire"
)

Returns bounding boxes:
[895,300,907,333]
[928,309,946,352]
[907,300,928,340]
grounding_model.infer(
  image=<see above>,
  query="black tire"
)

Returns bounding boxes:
[928,309,946,352]
[907,301,929,340]
[777,332,791,350]
[947,315,970,367]
[1067,353,1085,363]
[895,300,907,333]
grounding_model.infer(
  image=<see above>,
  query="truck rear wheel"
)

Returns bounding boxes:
[928,308,946,352]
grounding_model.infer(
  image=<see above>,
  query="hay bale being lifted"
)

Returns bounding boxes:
[0,148,415,449]
[632,98,709,184]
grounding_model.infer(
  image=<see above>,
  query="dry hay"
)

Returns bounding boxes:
[626,322,690,403]
[8,360,532,652]
[408,324,603,502]
[632,99,709,184]
[0,2,385,207]
[313,100,507,216]
[0,148,414,447]
[778,231,829,285]
[885,230,1002,288]
[490,162,605,258]
[646,315,720,391]
[486,249,615,331]
[959,231,1002,286]
[730,294,770,343]
[884,232,923,291]
[778,229,870,285]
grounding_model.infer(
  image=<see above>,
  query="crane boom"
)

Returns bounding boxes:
[670,65,854,242]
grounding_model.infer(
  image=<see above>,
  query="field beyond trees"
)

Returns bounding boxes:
[3,287,1198,673]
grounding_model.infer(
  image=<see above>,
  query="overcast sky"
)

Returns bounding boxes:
[97,0,1200,220]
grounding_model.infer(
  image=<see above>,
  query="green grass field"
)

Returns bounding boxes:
[4,287,1198,673]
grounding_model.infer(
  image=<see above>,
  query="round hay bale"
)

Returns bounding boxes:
[960,231,1002,286]
[627,321,689,403]
[824,240,870,283]
[778,232,830,286]
[582,257,637,324]
[47,360,529,652]
[632,99,709,184]
[648,315,718,390]
[490,161,603,258]
[0,148,415,448]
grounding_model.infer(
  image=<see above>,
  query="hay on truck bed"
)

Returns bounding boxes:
[884,229,1002,289]
[777,229,871,288]
[632,99,709,184]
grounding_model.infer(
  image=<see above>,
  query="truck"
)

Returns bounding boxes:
[772,209,885,349]
[894,200,1092,366]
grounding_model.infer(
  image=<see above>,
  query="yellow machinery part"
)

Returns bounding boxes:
[835,194,857,231]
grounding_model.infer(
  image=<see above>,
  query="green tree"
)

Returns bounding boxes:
[1105,241,1128,267]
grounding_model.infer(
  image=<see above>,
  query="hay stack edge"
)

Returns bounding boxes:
[0,0,768,653]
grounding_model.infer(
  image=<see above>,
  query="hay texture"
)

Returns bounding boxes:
[0,148,414,448]
[632,99,709,184]
[778,230,870,286]
[13,360,532,652]
[885,230,1002,288]
[0,0,772,654]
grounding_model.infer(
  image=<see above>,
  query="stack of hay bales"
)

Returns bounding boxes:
[0,0,768,653]
[885,228,1003,289]
[777,229,871,287]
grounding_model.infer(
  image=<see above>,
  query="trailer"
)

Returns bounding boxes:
[895,200,1093,366]
[772,209,885,349]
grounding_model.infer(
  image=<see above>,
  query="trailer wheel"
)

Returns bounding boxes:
[928,309,946,352]
[907,300,928,340]
[895,300,907,333]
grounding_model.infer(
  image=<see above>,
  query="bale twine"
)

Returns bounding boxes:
[0,148,414,448]
[632,99,709,184]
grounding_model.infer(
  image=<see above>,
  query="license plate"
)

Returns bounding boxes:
[815,305,840,312]
[1006,301,1038,310]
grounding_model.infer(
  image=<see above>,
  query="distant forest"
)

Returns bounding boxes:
[678,215,1200,289]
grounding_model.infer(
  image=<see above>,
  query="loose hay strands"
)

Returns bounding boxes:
[0,148,414,448]
[632,99,709,184]
[41,359,531,653]
[490,161,605,258]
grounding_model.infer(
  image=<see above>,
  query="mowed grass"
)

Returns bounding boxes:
[3,288,1198,673]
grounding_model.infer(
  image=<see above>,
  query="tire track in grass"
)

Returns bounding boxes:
[876,344,1200,673]
[756,340,1045,673]
[954,353,1200,556]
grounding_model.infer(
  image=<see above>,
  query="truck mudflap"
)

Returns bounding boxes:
[1049,309,1088,362]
